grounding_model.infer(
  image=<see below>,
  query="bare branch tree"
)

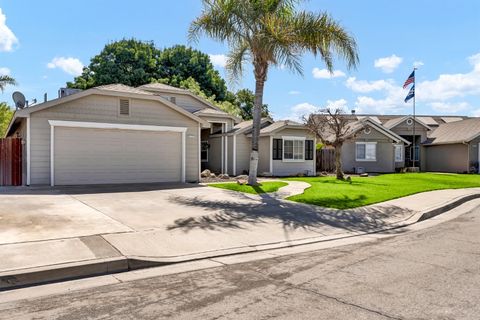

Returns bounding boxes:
[304,108,352,180]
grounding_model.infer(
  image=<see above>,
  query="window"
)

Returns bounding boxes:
[201,141,209,162]
[408,146,419,161]
[305,140,314,160]
[394,144,404,162]
[356,142,376,161]
[119,99,130,116]
[283,137,304,161]
[272,139,283,160]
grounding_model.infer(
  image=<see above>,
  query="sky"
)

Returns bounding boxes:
[0,0,479,121]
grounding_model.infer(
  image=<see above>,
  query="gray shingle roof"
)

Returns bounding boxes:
[96,84,154,95]
[424,118,480,145]
[139,83,188,93]
[259,120,305,134]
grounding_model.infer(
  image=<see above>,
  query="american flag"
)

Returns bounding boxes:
[403,70,415,88]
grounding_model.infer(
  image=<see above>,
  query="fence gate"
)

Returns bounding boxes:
[316,148,335,172]
[0,138,22,186]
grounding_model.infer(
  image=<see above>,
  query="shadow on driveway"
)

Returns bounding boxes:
[167,191,413,235]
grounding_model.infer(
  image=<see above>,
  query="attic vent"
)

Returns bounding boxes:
[170,96,176,104]
[119,99,130,116]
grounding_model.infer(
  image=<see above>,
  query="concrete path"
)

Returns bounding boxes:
[1,182,479,289]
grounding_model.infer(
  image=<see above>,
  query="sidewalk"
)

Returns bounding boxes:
[1,183,479,289]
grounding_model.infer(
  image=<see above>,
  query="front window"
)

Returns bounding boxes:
[356,142,376,161]
[283,137,304,161]
[394,144,404,162]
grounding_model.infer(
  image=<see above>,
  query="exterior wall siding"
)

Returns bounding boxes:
[425,144,468,173]
[234,133,251,175]
[258,136,271,174]
[341,127,396,173]
[29,94,200,185]
[208,136,222,173]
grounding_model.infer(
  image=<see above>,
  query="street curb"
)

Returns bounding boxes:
[2,191,479,291]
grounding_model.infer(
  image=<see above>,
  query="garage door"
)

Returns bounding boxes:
[53,126,182,185]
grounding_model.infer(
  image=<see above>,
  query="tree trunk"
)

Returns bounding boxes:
[334,143,344,180]
[248,62,267,186]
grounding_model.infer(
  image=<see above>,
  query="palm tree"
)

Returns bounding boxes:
[190,0,359,185]
[0,75,16,93]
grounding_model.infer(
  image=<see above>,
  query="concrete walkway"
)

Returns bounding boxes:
[1,182,479,289]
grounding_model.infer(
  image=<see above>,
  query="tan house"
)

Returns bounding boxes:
[336,114,479,173]
[5,83,315,186]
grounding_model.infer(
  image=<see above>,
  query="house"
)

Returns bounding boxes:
[329,113,479,173]
[4,83,315,186]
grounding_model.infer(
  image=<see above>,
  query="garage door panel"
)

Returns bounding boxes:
[54,127,182,185]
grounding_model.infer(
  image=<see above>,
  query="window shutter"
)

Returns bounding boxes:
[119,99,130,116]
[305,140,314,160]
[272,139,283,160]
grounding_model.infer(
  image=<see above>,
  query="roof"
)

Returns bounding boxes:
[139,83,188,93]
[346,118,410,144]
[383,115,431,131]
[424,118,480,145]
[6,84,210,136]
[193,108,241,122]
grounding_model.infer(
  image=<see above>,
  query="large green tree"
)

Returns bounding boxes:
[235,89,269,120]
[68,39,162,89]
[157,45,228,101]
[190,0,359,185]
[0,102,13,137]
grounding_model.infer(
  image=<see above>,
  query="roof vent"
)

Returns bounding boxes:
[119,99,130,116]
[351,109,356,115]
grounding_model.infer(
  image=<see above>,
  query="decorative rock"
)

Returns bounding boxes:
[219,173,230,179]
[237,179,247,185]
[209,173,216,178]
[345,175,352,183]
[359,173,369,177]
[236,175,248,180]
[201,169,211,178]
[319,171,329,177]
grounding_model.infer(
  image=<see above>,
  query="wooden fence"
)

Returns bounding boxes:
[0,138,22,186]
[316,148,335,173]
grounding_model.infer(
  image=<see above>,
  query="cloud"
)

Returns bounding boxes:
[209,54,228,68]
[312,68,346,79]
[0,9,18,52]
[374,54,403,73]
[325,98,348,111]
[346,77,393,93]
[286,102,317,121]
[413,61,424,68]
[47,57,84,76]
[288,90,301,95]
[0,67,10,75]
[429,102,470,113]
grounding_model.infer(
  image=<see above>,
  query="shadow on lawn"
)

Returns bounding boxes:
[167,191,414,235]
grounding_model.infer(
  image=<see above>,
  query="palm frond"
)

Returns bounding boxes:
[0,75,17,92]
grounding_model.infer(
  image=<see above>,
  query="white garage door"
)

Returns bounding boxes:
[53,126,182,185]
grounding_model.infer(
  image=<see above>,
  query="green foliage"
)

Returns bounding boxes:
[286,173,480,209]
[316,143,324,150]
[0,102,13,137]
[157,45,228,101]
[68,39,162,89]
[234,89,269,120]
[0,75,16,93]
[209,181,288,194]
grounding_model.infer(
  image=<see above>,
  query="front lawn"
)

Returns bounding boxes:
[208,181,288,194]
[286,173,480,209]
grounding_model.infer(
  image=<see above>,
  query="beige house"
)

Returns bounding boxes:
[336,114,479,174]
[5,83,315,186]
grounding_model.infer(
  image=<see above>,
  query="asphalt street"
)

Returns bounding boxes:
[1,204,479,319]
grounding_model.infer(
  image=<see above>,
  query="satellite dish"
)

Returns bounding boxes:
[12,91,26,109]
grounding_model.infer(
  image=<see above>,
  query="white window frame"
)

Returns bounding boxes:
[282,136,305,162]
[355,142,377,162]
[201,140,209,162]
[394,144,404,162]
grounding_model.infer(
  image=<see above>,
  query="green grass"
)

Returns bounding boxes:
[208,181,288,194]
[286,173,480,209]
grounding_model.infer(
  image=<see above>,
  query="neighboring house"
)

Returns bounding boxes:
[331,113,478,174]
[4,83,314,186]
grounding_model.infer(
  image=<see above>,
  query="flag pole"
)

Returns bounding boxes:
[412,67,417,170]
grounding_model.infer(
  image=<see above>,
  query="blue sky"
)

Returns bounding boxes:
[0,0,479,120]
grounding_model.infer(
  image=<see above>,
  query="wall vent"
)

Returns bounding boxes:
[170,96,176,104]
[119,99,130,116]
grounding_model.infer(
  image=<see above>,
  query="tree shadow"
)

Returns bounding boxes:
[166,191,414,236]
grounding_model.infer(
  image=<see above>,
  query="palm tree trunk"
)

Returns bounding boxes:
[334,143,344,180]
[248,63,267,185]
